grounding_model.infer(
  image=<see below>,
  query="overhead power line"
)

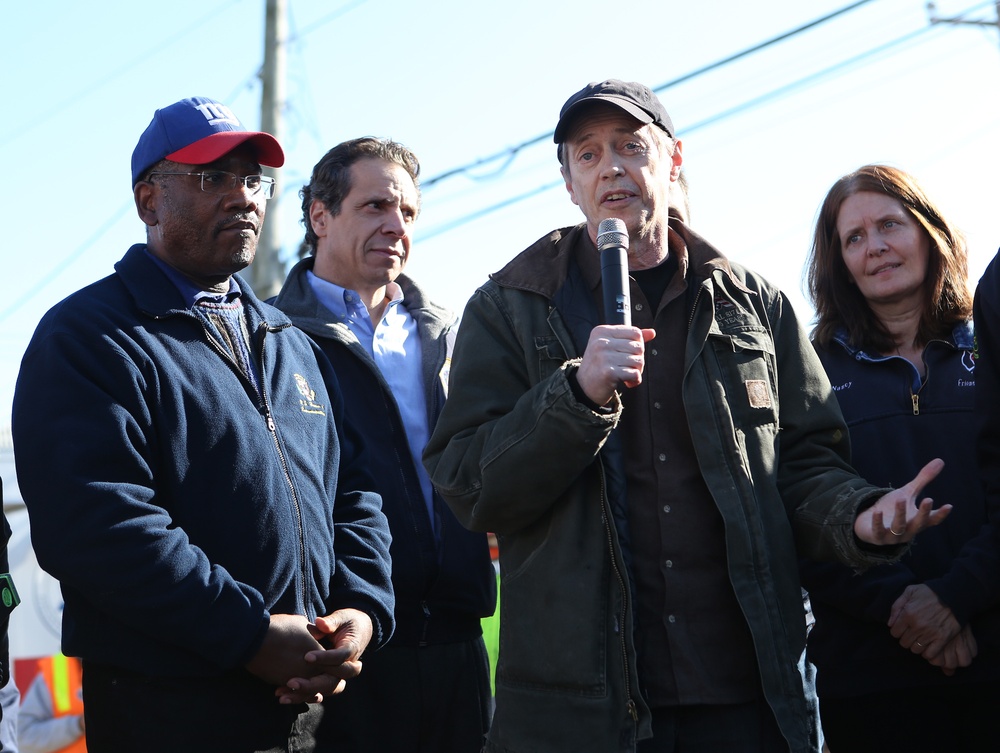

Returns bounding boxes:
[5,0,982,322]
[422,0,878,190]
[928,0,1000,46]
[289,0,365,41]
[0,0,246,149]
[0,0,372,326]
[0,0,888,319]
[421,6,967,241]
[682,22,935,133]
[0,201,133,325]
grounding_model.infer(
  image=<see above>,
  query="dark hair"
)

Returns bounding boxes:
[806,164,971,351]
[300,137,421,254]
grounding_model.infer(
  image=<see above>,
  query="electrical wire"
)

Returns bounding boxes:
[290,0,366,41]
[0,0,247,149]
[421,0,880,189]
[0,0,888,321]
[0,202,133,324]
[420,1,995,240]
[5,0,992,322]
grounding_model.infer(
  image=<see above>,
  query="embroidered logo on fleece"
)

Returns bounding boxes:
[962,350,976,374]
[294,373,326,416]
[745,380,772,409]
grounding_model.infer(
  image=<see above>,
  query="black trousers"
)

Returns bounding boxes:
[820,683,1000,753]
[83,660,322,753]
[637,698,788,753]
[314,638,493,753]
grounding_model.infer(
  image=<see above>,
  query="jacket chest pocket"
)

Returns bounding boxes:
[533,335,570,381]
[708,327,779,429]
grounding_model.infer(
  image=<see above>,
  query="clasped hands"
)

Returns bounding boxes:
[245,608,373,704]
[888,583,976,675]
[580,327,963,676]
[854,461,971,675]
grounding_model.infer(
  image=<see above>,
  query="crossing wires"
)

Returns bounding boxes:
[418,0,995,240]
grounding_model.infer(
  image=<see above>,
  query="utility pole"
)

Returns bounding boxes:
[927,1,1000,48]
[248,0,287,297]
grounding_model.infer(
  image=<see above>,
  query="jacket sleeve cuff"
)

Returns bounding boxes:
[565,363,616,414]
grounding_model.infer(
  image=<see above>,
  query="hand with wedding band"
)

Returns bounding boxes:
[888,583,962,665]
[852,458,952,545]
[927,625,978,676]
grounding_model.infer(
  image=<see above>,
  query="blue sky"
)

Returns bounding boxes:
[2,0,999,428]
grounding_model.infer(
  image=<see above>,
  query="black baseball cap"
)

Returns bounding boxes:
[553,79,675,147]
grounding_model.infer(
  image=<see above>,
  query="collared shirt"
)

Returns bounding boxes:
[624,230,759,707]
[306,270,435,531]
[144,249,240,309]
[144,250,260,396]
[574,231,759,708]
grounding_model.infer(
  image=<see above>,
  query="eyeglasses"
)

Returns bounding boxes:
[148,170,276,199]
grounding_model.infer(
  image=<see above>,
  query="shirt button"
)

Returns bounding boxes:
[668,615,676,624]
[650,348,658,356]
[665,560,673,568]
[663,505,671,513]
[658,453,667,462]
[653,401,661,409]
[635,303,644,311]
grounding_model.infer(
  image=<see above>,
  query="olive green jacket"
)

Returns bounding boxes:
[424,222,900,753]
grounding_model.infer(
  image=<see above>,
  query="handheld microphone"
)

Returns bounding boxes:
[597,218,631,326]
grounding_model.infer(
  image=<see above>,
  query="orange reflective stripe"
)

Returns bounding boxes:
[39,654,85,718]
[35,655,87,752]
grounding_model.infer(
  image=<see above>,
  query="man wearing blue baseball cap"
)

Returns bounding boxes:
[12,97,395,752]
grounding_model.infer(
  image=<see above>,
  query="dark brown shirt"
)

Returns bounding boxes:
[576,229,760,708]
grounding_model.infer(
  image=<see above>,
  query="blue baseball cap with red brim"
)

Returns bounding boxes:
[131,96,284,185]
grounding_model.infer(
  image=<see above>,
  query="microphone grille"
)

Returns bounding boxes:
[597,218,628,251]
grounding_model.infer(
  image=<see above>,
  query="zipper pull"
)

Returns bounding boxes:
[266,412,276,432]
[911,393,919,416]
[627,699,638,721]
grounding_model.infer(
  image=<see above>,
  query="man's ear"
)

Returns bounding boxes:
[670,139,684,181]
[309,200,329,237]
[134,181,158,228]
